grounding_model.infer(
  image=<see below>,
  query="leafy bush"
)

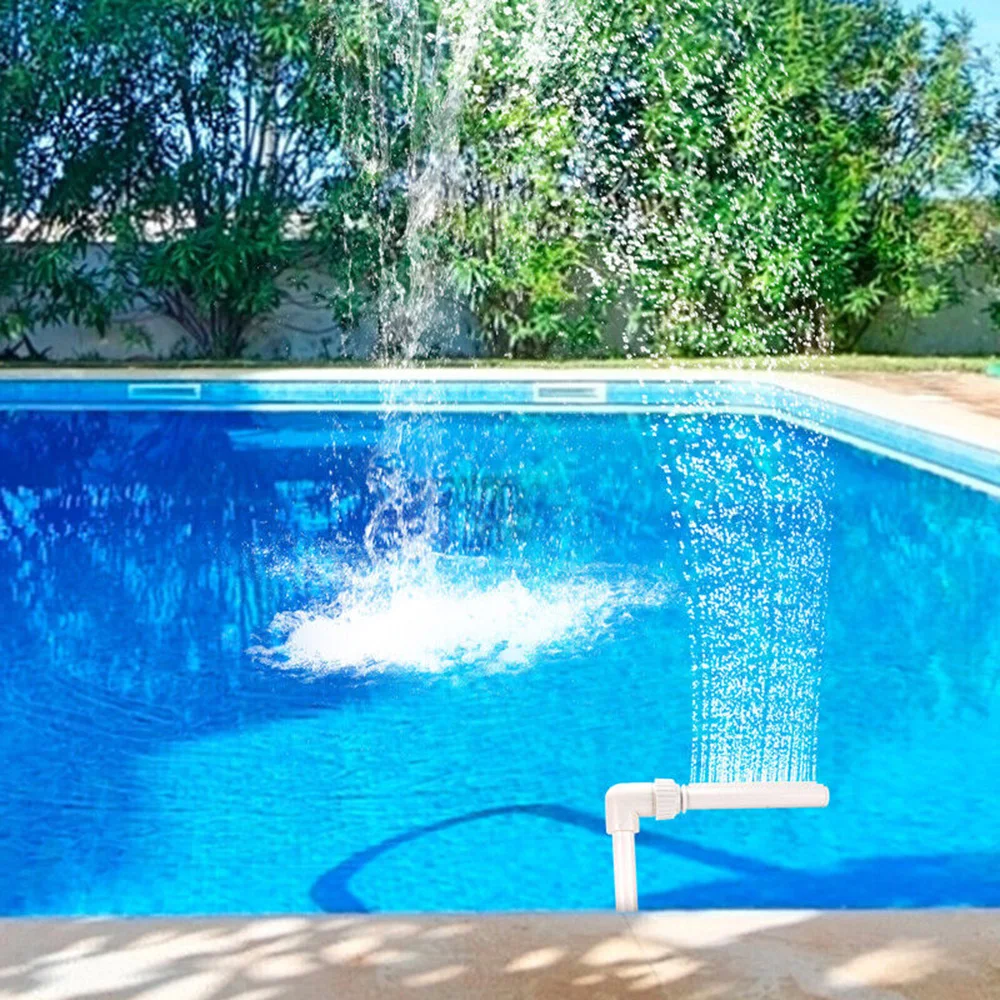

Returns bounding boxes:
[0,0,997,358]
[0,0,371,358]
[454,0,999,356]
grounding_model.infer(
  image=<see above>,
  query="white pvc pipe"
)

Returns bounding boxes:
[605,779,829,912]
[611,831,638,912]
[683,781,829,812]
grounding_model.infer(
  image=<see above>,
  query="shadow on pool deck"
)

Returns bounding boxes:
[1,908,998,1000]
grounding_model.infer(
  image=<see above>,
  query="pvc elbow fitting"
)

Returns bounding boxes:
[605,778,830,912]
[605,779,829,832]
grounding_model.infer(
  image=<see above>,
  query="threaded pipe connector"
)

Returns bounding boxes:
[653,778,682,820]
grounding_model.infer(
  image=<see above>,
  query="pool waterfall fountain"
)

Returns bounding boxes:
[332,0,499,646]
[605,779,830,911]
[291,0,835,909]
[604,409,834,909]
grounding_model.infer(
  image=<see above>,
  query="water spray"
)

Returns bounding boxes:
[605,779,829,911]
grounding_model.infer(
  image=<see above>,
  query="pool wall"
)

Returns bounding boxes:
[0,370,997,490]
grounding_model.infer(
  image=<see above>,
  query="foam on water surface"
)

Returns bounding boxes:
[255,555,673,676]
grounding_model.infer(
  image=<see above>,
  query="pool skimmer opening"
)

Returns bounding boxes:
[605,779,830,911]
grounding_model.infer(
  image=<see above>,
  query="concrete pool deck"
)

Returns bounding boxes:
[830,370,1000,421]
[2,910,999,999]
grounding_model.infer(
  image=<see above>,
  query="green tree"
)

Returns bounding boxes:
[440,0,829,357]
[0,0,130,354]
[592,0,830,355]
[1,0,373,358]
[449,0,998,356]
[440,0,610,358]
[768,0,999,350]
[1,0,996,359]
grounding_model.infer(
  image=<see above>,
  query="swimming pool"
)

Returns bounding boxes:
[1,378,998,915]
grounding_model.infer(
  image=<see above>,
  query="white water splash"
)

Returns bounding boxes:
[254,556,672,677]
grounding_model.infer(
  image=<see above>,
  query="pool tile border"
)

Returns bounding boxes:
[0,368,997,490]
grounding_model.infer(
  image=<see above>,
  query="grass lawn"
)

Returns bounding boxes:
[0,354,998,373]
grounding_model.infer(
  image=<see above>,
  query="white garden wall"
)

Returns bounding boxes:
[5,251,998,361]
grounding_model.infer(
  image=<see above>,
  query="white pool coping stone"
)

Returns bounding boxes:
[1,909,998,999]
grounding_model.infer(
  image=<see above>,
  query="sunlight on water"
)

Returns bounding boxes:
[255,555,673,676]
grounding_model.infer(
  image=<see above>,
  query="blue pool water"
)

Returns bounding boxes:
[1,399,999,915]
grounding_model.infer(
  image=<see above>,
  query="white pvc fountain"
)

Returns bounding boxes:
[605,778,829,911]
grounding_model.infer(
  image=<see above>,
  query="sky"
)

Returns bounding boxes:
[902,0,1000,52]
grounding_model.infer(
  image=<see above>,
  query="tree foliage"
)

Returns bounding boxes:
[448,0,999,355]
[768,0,999,349]
[0,0,997,358]
[1,0,371,357]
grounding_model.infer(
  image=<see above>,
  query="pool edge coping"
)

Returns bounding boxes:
[1,909,998,1000]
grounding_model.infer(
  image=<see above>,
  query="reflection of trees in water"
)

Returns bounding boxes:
[0,412,312,725]
[0,411,677,717]
[432,413,683,564]
[440,470,520,555]
[3,408,995,728]
[328,410,682,564]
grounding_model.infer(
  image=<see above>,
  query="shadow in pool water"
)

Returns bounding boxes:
[311,804,790,912]
[312,804,1000,912]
